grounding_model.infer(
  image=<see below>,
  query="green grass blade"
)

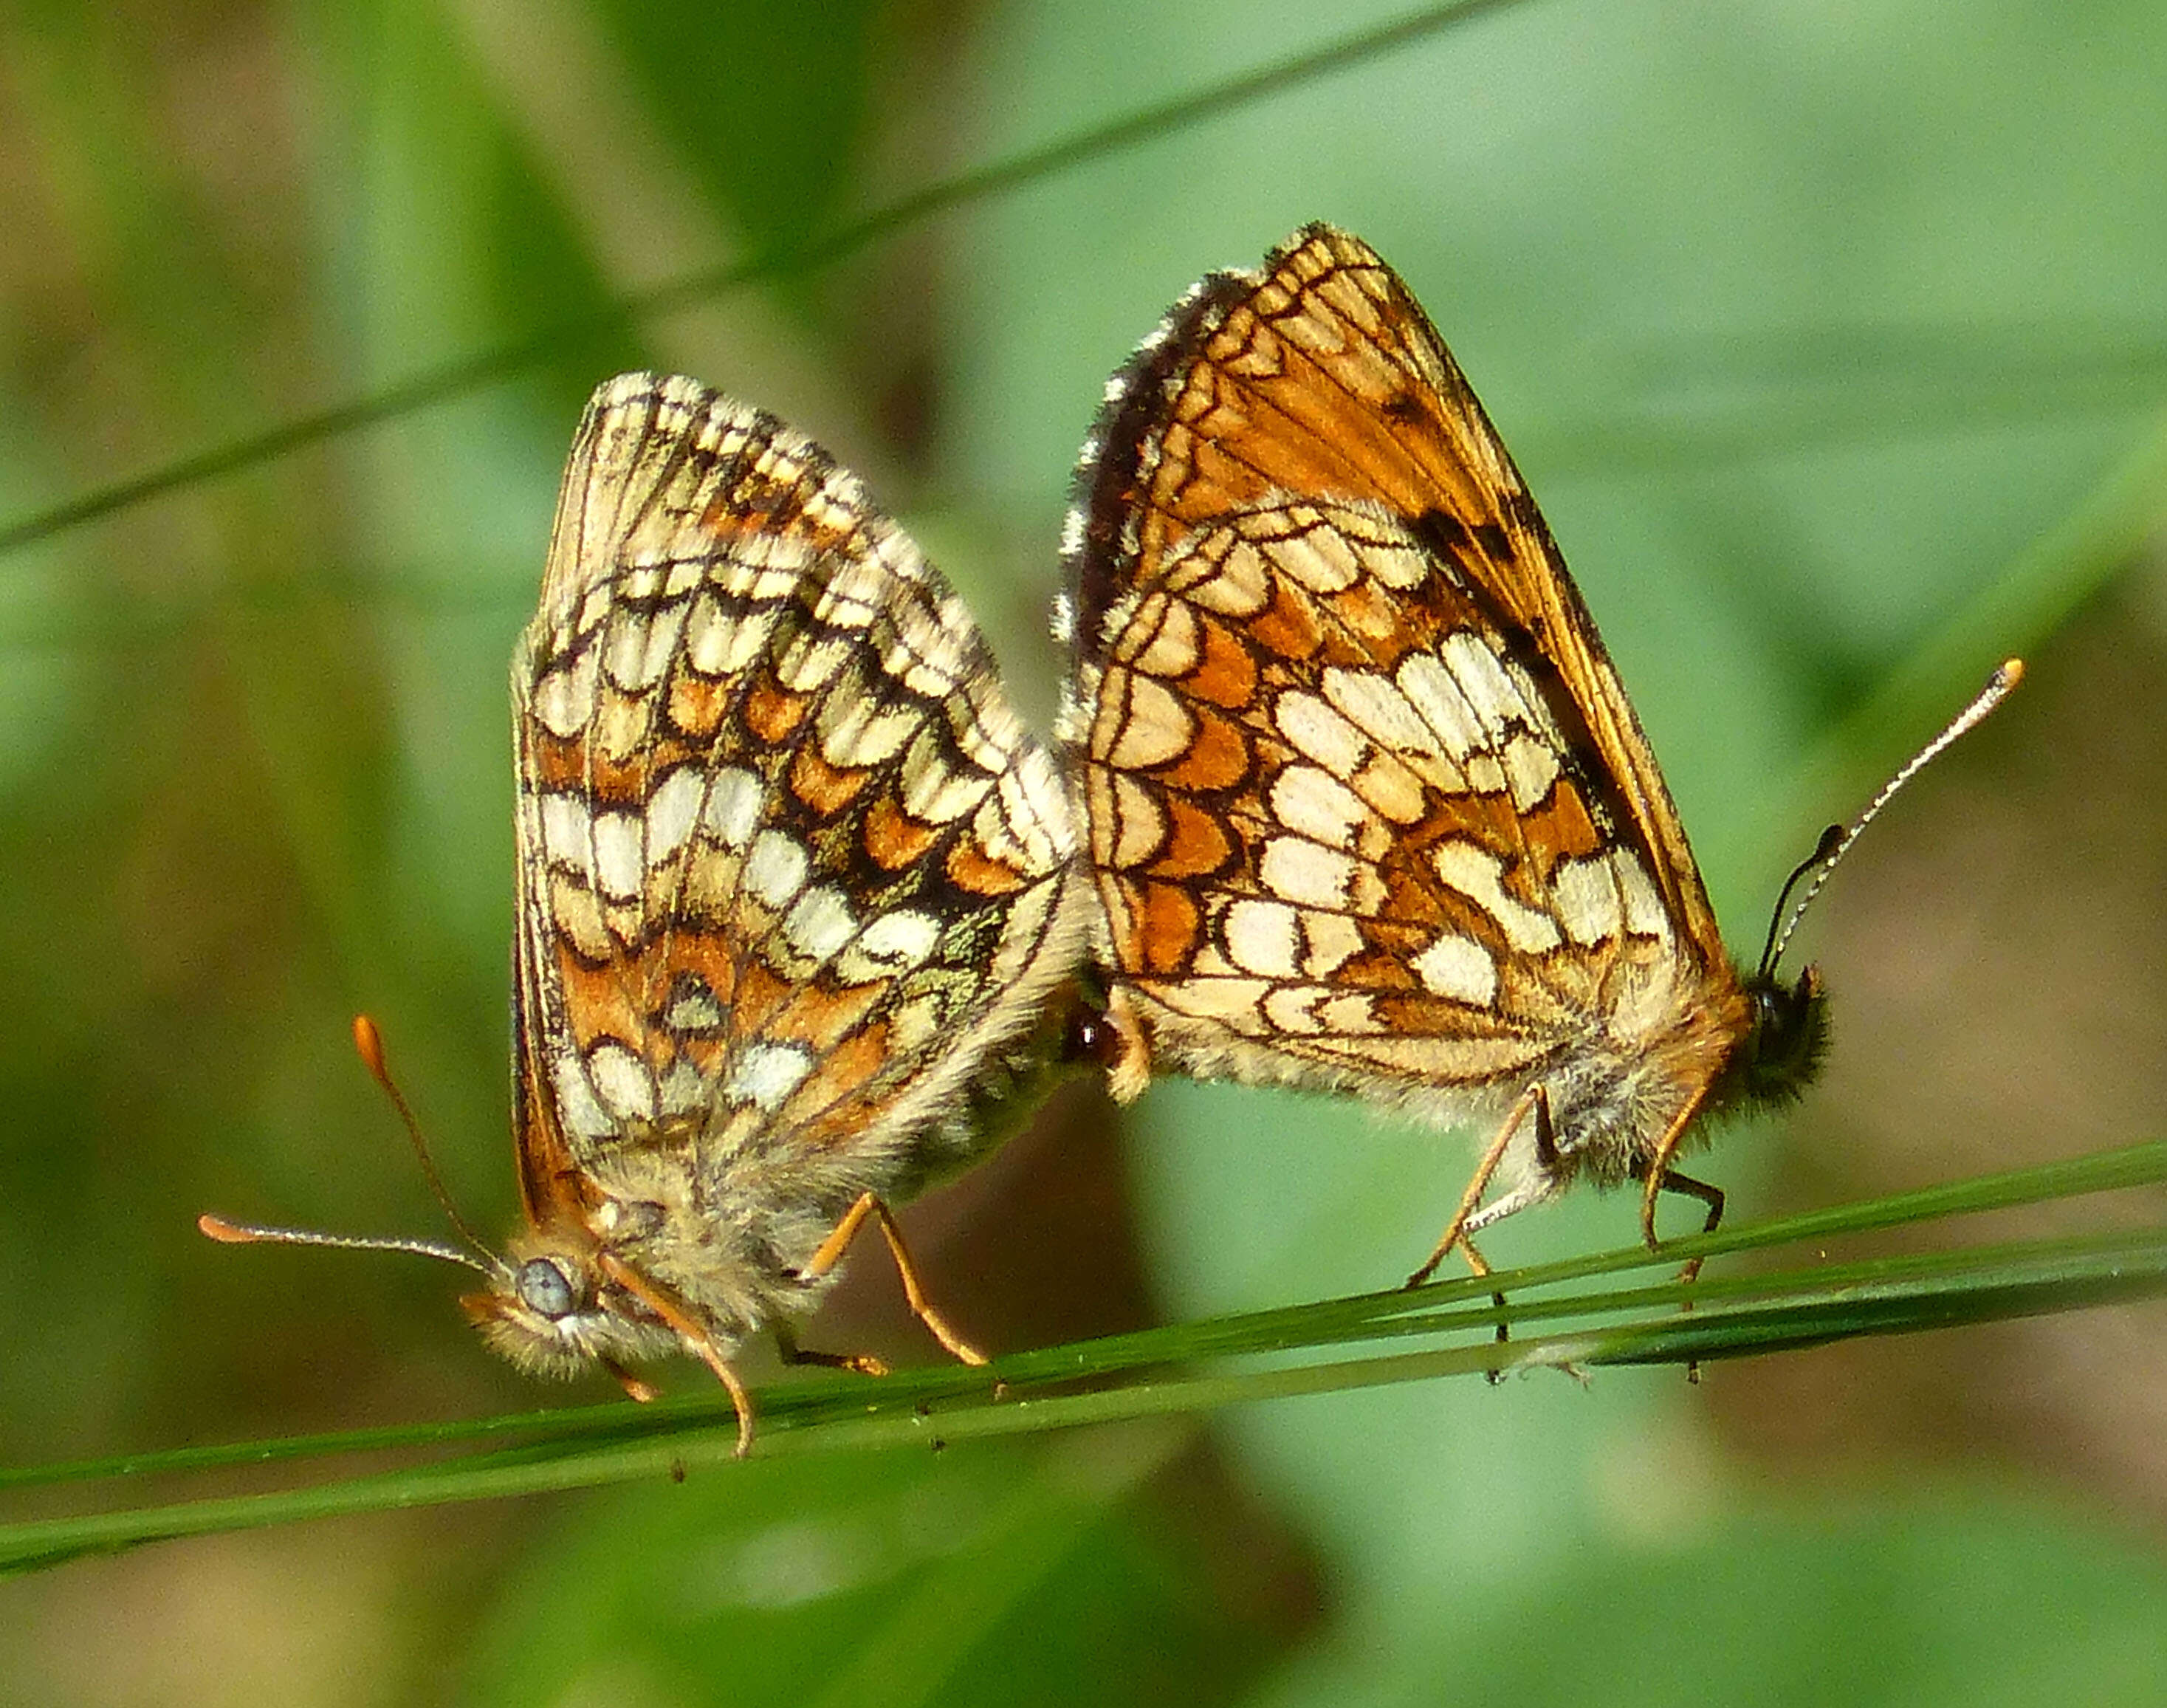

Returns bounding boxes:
[2,1139,2161,1575]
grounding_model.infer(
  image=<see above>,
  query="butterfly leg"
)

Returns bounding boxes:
[1407,1083,1552,1289]
[597,1357,661,1404]
[1637,1087,1717,1250]
[772,1325,888,1378]
[595,1251,759,1456]
[1641,1163,1725,1384]
[1651,1167,1725,1282]
[806,1192,991,1368]
[1438,1227,1511,1381]
[1460,1167,1585,1375]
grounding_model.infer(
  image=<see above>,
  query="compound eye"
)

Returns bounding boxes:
[1755,984,1787,1034]
[515,1257,577,1320]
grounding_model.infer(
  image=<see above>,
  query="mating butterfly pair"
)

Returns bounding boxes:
[205,227,2016,1449]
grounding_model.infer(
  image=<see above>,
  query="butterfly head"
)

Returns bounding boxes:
[1720,823,1838,1116]
[460,1233,679,1387]
[1732,962,1830,1111]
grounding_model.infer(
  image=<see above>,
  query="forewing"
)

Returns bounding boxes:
[514,374,1081,1213]
[1065,227,1723,1095]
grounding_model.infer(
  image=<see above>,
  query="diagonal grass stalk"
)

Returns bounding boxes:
[0,0,1524,556]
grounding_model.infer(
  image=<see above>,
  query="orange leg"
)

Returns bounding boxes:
[806,1192,989,1368]
[597,1252,758,1457]
[598,1357,661,1405]
[1637,1087,1715,1250]
[1407,1083,1548,1289]
[1638,1091,1723,1384]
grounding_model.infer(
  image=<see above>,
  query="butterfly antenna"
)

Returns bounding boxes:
[1755,823,1845,978]
[1762,658,2024,979]
[195,1015,498,1276]
[196,1213,486,1272]
[348,1015,497,1262]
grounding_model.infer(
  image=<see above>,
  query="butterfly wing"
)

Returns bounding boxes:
[1065,227,1740,1115]
[513,374,1083,1240]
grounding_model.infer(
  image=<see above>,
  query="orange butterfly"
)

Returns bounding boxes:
[207,374,1087,1450]
[1060,224,2017,1287]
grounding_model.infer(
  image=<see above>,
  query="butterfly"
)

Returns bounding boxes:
[1058,223,2019,1289]
[205,373,1088,1450]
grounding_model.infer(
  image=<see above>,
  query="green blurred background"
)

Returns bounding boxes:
[3,0,2166,1701]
